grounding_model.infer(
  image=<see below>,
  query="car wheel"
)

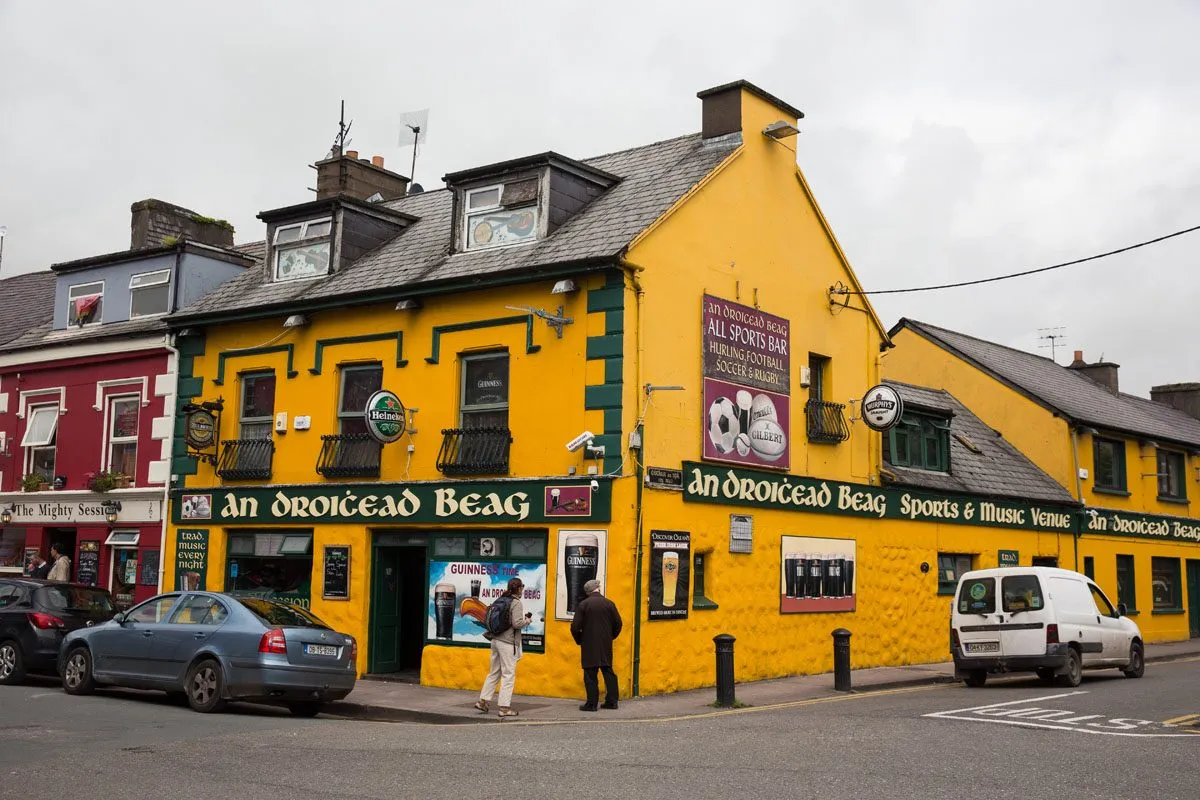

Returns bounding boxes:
[1122,642,1145,679]
[185,658,227,713]
[62,646,96,695]
[963,670,987,687]
[1035,667,1057,684]
[1057,647,1082,687]
[0,639,26,685]
[288,701,323,718]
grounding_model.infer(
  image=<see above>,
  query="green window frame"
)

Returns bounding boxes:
[692,551,718,610]
[1151,557,1182,611]
[937,552,973,595]
[1092,437,1126,492]
[1083,556,1094,580]
[886,411,951,472]
[1116,554,1136,612]
[1156,450,1187,501]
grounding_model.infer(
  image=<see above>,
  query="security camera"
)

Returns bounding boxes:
[590,479,599,493]
[566,430,596,453]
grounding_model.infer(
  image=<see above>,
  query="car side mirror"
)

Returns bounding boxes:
[1116,603,1128,618]
[113,612,127,625]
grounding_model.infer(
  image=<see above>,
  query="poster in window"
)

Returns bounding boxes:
[648,531,690,620]
[323,546,351,600]
[426,560,546,651]
[780,535,856,613]
[554,529,608,621]
[175,528,209,591]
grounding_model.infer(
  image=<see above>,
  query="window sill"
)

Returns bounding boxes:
[1156,496,1190,505]
[692,596,719,611]
[1122,609,1140,616]
[937,585,956,596]
[1092,487,1131,497]
[1152,608,1186,615]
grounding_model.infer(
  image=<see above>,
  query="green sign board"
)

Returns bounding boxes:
[998,549,1020,567]
[175,528,209,591]
[172,478,612,526]
[1082,507,1200,543]
[682,462,1077,533]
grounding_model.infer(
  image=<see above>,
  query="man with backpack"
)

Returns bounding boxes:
[475,577,533,718]
[570,579,623,711]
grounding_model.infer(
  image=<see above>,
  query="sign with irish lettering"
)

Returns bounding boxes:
[175,528,209,591]
[1082,507,1200,543]
[426,560,546,652]
[702,294,790,392]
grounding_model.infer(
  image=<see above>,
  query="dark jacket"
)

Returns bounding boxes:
[570,592,623,668]
[30,562,50,579]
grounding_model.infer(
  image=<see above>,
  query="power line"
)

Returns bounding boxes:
[839,224,1200,296]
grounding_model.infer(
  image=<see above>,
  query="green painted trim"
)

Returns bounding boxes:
[425,315,540,365]
[692,597,720,611]
[603,408,622,435]
[604,357,623,384]
[310,331,407,374]
[213,344,298,385]
[605,309,624,335]
[1093,487,1132,497]
[1151,608,1186,615]
[586,335,622,360]
[171,456,199,476]
[585,384,622,410]
[604,270,624,288]
[178,376,204,397]
[587,287,623,313]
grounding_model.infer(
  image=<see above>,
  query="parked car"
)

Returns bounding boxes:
[58,591,357,716]
[0,579,117,685]
[951,566,1144,687]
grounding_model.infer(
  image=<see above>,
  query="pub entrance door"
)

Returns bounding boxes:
[368,544,427,678]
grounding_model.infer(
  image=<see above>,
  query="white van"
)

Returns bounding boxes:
[950,566,1144,687]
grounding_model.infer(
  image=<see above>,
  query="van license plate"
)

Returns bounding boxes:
[304,644,338,657]
[965,642,999,654]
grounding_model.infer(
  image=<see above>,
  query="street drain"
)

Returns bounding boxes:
[121,746,156,754]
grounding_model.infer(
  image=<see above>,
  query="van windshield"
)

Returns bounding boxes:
[957,577,995,614]
[1002,575,1044,613]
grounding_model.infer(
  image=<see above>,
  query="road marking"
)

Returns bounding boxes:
[1163,713,1200,727]
[925,694,1200,738]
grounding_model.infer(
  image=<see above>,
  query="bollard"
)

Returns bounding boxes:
[713,633,736,707]
[832,628,852,692]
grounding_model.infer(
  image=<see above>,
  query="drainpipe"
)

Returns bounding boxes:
[1070,425,1084,573]
[619,256,647,697]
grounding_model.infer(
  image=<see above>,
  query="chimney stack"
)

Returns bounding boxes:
[130,199,234,250]
[1150,383,1200,420]
[314,150,409,202]
[696,79,805,141]
[1066,349,1120,395]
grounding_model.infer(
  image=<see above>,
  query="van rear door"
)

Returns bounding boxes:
[955,575,1002,657]
[998,574,1050,657]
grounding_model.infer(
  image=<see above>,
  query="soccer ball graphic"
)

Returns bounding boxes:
[707,397,741,453]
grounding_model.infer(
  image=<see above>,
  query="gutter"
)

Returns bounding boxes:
[158,246,185,593]
[1070,425,1084,572]
[620,256,647,697]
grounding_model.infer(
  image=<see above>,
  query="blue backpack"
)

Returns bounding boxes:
[485,595,514,636]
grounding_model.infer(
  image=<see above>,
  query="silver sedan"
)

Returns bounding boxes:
[58,591,356,716]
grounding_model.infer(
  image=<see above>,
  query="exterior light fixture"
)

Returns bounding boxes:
[763,121,800,139]
[394,298,422,311]
[551,279,578,295]
[102,500,122,524]
[0,506,11,525]
[283,314,309,328]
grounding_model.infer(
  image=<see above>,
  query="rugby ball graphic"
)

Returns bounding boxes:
[748,418,787,461]
[749,393,778,425]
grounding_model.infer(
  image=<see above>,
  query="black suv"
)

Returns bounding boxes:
[0,579,117,684]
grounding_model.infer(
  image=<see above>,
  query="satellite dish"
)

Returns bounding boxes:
[408,183,424,195]
[398,109,429,145]
[366,192,384,203]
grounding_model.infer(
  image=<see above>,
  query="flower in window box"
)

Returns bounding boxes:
[85,470,123,493]
[21,474,49,492]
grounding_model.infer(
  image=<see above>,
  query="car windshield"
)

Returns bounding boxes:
[957,577,996,614]
[236,597,329,628]
[36,586,115,614]
[1002,575,1044,613]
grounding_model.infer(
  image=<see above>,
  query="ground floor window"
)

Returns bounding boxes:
[1083,556,1094,580]
[937,553,973,595]
[0,528,26,572]
[1151,557,1181,610]
[1116,554,1136,611]
[110,548,139,608]
[226,531,314,608]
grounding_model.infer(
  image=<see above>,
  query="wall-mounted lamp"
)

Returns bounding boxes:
[283,314,309,329]
[395,298,422,311]
[1078,426,1099,436]
[551,278,578,295]
[0,506,12,525]
[763,120,800,139]
[177,327,199,338]
[644,384,685,396]
[102,500,122,524]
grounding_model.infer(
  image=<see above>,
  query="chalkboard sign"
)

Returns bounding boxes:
[77,541,100,588]
[323,546,350,600]
[140,550,160,586]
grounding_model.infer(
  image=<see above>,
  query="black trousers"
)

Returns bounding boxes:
[583,666,618,706]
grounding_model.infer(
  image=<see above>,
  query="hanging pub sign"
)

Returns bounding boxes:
[365,390,406,444]
[183,399,223,460]
[860,384,904,432]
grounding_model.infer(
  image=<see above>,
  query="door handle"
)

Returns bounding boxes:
[193,633,207,640]
[141,631,154,638]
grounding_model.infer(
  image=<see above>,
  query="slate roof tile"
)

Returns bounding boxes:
[0,271,56,346]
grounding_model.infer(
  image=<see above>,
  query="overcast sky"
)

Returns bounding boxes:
[2,1,1197,396]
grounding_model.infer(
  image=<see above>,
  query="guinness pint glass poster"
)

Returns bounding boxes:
[780,535,856,613]
[648,530,690,620]
[555,529,609,621]
[426,561,547,650]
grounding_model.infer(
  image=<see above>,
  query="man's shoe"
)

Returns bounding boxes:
[601,701,619,710]
[579,703,598,712]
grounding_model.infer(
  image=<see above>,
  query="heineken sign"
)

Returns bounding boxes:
[682,462,1076,533]
[365,390,406,444]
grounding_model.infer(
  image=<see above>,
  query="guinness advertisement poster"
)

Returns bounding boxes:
[426,560,547,651]
[555,529,609,621]
[648,530,691,620]
[780,535,856,613]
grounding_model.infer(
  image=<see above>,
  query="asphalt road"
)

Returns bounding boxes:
[2,659,1199,800]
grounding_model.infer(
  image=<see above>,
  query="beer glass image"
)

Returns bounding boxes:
[563,532,599,613]
[781,537,857,612]
[661,551,680,607]
[808,555,824,599]
[470,578,481,598]
[434,582,456,640]
[784,552,797,598]
[844,557,855,597]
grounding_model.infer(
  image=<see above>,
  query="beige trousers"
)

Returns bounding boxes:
[479,638,521,707]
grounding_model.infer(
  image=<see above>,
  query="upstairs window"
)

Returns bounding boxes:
[338,364,384,435]
[22,403,59,481]
[106,396,139,480]
[1156,449,1186,501]
[886,411,950,472]
[461,352,509,429]
[68,281,104,326]
[240,373,276,440]
[464,180,539,250]
[273,218,333,281]
[129,270,171,318]
[1093,437,1126,492]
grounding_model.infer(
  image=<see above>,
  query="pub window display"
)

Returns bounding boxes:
[226,532,314,608]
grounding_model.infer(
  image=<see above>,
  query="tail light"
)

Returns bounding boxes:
[1046,623,1059,644]
[348,638,357,663]
[950,627,961,652]
[27,612,65,630]
[258,628,288,655]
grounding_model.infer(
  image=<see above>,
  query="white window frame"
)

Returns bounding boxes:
[22,402,59,479]
[68,281,105,326]
[462,183,539,252]
[104,531,140,546]
[273,217,333,282]
[104,394,139,479]
[240,372,275,439]
[128,269,172,319]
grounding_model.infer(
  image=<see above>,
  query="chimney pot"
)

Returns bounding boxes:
[372,155,385,168]
[1071,350,1085,366]
[315,147,409,202]
[345,150,359,160]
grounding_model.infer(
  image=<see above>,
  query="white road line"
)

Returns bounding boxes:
[928,714,1199,738]
[923,691,1087,718]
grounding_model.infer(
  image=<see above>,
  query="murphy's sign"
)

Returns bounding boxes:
[682,462,1077,533]
[172,479,612,525]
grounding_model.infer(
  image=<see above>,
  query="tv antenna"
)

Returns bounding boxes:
[330,100,354,157]
[398,109,429,187]
[1037,327,1067,362]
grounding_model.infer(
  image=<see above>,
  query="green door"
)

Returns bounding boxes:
[369,548,401,673]
[1187,560,1200,639]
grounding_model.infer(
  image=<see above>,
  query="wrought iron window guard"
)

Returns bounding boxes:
[436,427,512,476]
[216,438,275,480]
[316,433,382,478]
[805,400,850,444]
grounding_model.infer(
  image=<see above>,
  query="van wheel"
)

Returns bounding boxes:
[963,671,987,687]
[1057,648,1082,687]
[1035,668,1057,684]
[1122,642,1144,679]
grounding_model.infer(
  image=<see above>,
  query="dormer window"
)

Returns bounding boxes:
[68,281,104,326]
[129,270,171,318]
[464,179,539,250]
[274,217,333,281]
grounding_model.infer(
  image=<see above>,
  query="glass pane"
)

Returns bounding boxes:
[304,220,332,238]
[171,595,228,625]
[237,598,327,628]
[1089,584,1116,617]
[463,355,509,407]
[274,225,302,244]
[242,374,276,421]
[1002,575,1044,612]
[467,187,501,209]
[111,398,139,438]
[1151,558,1178,608]
[433,537,466,557]
[32,447,56,481]
[130,270,169,289]
[109,442,137,479]
[509,536,545,558]
[254,534,283,557]
[466,206,538,249]
[462,410,507,430]
[0,528,25,569]
[129,596,178,623]
[240,422,272,440]
[501,178,539,206]
[23,405,59,447]
[1094,440,1118,487]
[131,283,170,317]
[229,536,254,556]
[68,292,102,325]
[279,535,312,555]
[69,281,104,299]
[275,241,331,280]
[35,586,114,614]
[1116,555,1134,609]
[957,576,995,614]
[340,417,369,436]
[340,366,383,414]
[111,549,137,608]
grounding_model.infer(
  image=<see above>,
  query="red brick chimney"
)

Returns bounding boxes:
[1067,350,1120,395]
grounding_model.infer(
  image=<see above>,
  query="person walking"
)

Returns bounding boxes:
[475,577,533,718]
[28,552,50,579]
[570,578,623,711]
[46,543,71,582]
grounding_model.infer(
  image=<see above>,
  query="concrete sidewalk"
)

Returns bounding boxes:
[323,638,1200,724]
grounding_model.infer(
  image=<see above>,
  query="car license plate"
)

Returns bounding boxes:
[965,642,1000,654]
[304,644,338,657]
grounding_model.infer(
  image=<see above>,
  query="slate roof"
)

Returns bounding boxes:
[882,380,1078,505]
[172,132,740,321]
[0,271,56,347]
[1,316,167,354]
[894,319,1200,449]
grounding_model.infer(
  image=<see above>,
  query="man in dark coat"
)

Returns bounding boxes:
[570,578,623,711]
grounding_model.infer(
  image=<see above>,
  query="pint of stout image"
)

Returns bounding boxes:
[434,582,456,639]
[661,551,679,607]
[844,556,855,597]
[783,552,796,598]
[470,578,481,598]
[564,532,600,612]
[808,555,824,598]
